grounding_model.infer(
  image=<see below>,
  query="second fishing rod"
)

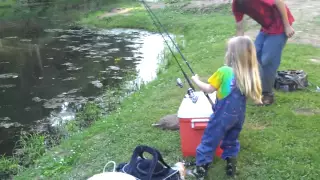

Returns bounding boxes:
[140,0,199,103]
[140,0,214,106]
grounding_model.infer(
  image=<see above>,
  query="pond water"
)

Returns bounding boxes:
[0,24,169,155]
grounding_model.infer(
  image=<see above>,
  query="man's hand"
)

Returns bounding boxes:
[285,25,295,38]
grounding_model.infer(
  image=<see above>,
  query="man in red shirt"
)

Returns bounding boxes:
[232,0,295,105]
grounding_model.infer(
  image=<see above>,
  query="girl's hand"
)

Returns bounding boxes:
[191,74,200,82]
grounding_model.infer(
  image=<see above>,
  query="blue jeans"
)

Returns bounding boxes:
[255,31,288,95]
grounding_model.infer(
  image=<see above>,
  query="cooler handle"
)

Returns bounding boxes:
[191,119,209,129]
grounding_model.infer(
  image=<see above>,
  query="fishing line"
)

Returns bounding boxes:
[140,0,195,75]
[140,0,195,91]
[140,0,214,105]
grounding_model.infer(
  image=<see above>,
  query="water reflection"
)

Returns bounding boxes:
[0,27,169,155]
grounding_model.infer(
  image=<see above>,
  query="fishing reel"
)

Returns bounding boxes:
[176,78,183,88]
[176,78,198,104]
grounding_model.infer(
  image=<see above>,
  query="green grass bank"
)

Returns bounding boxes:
[13,2,320,180]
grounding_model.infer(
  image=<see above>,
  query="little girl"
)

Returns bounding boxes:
[190,36,262,179]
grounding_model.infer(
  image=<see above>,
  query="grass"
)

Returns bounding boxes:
[0,133,46,179]
[0,0,15,7]
[0,67,136,178]
[0,155,20,179]
[11,2,320,180]
[315,15,320,25]
[0,0,127,22]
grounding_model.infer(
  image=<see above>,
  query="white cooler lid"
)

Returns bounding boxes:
[177,91,216,118]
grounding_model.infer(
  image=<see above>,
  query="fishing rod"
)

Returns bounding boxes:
[140,0,214,105]
[140,0,195,75]
[147,18,196,92]
[139,0,198,103]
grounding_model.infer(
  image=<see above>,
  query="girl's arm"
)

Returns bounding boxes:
[191,75,216,94]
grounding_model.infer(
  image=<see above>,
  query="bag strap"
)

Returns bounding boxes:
[103,161,116,173]
[138,146,171,169]
[127,145,159,180]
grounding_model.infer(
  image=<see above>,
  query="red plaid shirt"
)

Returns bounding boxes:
[232,0,295,34]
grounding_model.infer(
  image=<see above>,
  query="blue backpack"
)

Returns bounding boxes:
[116,145,181,180]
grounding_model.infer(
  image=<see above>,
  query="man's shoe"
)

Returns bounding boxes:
[189,164,209,180]
[253,93,274,106]
[262,94,274,106]
[226,157,237,177]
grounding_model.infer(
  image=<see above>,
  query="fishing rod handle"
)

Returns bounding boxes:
[204,93,214,106]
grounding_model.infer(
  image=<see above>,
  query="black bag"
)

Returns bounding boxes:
[116,145,181,180]
[274,70,308,91]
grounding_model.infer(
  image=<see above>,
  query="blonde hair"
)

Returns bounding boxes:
[225,36,262,103]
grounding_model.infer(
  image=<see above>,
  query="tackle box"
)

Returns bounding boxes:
[177,91,223,158]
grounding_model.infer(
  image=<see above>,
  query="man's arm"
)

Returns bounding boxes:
[274,0,289,27]
[236,19,245,36]
[274,0,295,37]
[232,0,245,36]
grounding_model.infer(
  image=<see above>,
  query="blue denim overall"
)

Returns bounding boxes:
[196,86,246,166]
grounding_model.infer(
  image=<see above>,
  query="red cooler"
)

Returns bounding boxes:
[177,91,223,158]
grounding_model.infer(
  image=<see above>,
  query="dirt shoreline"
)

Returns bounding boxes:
[99,0,320,47]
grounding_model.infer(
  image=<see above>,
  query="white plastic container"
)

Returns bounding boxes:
[88,161,136,180]
[177,91,223,157]
[177,91,216,119]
